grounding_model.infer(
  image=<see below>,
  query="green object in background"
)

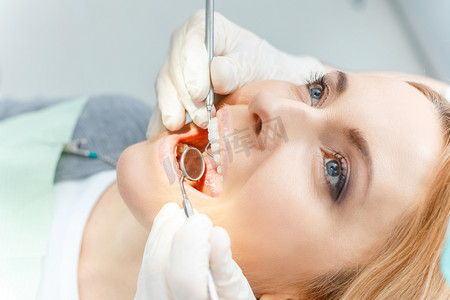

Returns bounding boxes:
[0,96,88,300]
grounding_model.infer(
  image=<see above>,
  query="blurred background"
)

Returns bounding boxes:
[0,0,448,106]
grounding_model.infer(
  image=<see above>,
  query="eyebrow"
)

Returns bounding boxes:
[335,71,348,96]
[344,127,373,197]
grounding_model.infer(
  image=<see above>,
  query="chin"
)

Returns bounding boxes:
[117,120,228,229]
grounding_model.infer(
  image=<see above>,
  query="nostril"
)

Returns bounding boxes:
[252,113,262,136]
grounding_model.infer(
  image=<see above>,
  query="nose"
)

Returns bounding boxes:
[248,91,318,150]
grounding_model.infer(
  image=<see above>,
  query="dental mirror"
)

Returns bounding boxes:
[179,146,205,217]
[180,146,205,181]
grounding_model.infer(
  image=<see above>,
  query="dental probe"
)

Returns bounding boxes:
[203,3,220,298]
[205,0,214,123]
[178,146,219,300]
[205,0,215,158]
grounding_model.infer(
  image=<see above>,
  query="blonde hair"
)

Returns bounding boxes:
[302,83,450,299]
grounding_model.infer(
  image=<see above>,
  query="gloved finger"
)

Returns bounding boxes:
[168,34,209,129]
[141,202,185,268]
[147,202,185,242]
[183,9,233,102]
[143,203,187,275]
[210,227,256,300]
[168,214,213,300]
[182,29,210,103]
[211,56,240,95]
[185,101,208,129]
[156,59,186,131]
[135,203,186,299]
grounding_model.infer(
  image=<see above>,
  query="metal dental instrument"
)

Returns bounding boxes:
[179,147,205,217]
[205,0,215,158]
[205,0,214,123]
[178,146,219,300]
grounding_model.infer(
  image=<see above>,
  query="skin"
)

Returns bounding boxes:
[79,72,444,299]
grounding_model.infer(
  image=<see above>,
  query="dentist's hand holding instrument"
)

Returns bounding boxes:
[147,9,325,139]
[133,203,256,300]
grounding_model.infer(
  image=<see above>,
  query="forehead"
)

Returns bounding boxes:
[338,73,443,205]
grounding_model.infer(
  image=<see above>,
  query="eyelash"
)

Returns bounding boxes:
[322,150,348,202]
[305,73,328,107]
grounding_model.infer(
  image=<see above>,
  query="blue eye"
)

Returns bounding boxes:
[324,154,347,201]
[326,160,340,179]
[306,74,327,107]
[310,87,323,105]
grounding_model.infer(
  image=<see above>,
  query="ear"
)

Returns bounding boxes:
[259,292,298,300]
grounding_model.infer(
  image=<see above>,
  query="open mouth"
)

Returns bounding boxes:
[173,123,223,197]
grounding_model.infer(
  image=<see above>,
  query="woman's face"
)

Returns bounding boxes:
[117,72,444,294]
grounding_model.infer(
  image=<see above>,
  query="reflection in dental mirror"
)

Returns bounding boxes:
[180,146,205,181]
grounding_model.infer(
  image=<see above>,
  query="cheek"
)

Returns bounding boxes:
[214,169,318,285]
[213,156,343,287]
[117,143,153,227]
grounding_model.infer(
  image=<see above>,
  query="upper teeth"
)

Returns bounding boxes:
[208,117,222,174]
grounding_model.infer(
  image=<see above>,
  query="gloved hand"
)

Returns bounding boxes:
[151,9,324,135]
[134,203,256,300]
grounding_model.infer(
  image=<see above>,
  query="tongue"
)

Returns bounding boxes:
[200,153,222,197]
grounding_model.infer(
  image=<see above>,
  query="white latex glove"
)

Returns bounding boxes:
[149,9,324,137]
[134,203,256,300]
